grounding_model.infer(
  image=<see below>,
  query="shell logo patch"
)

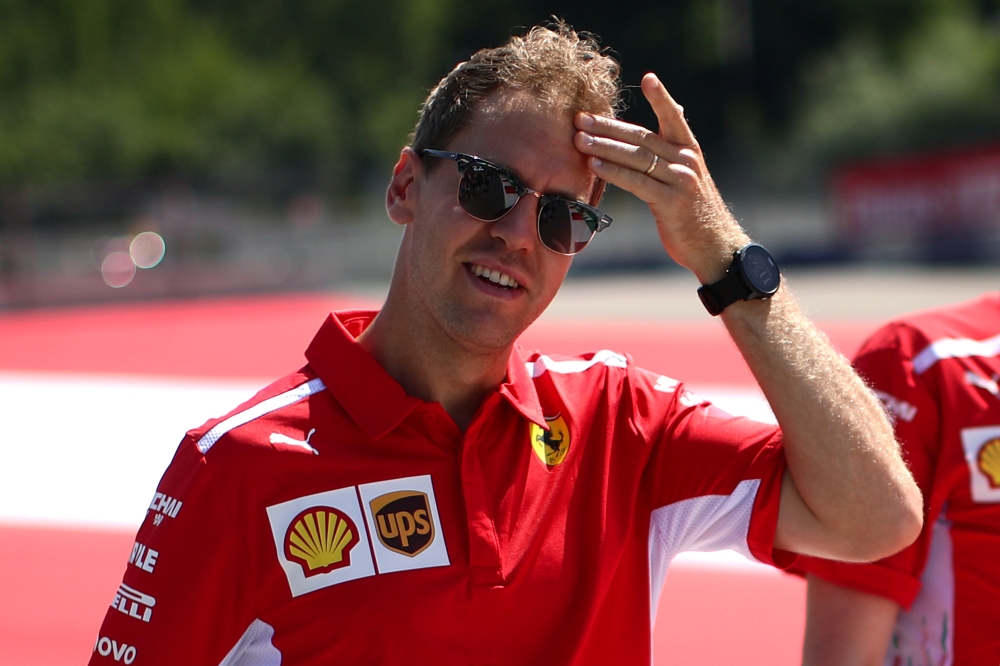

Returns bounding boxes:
[978,438,1000,489]
[961,426,1000,503]
[267,486,376,597]
[284,506,358,577]
[531,414,571,466]
[370,490,434,557]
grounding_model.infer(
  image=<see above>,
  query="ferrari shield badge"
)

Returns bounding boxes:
[531,414,571,466]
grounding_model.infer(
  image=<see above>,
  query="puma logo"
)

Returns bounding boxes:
[966,371,1000,399]
[269,428,319,455]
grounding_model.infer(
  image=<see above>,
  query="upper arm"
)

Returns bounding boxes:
[638,368,788,565]
[89,442,255,665]
[801,574,899,666]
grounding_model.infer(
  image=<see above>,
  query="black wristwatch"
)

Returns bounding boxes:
[697,243,781,316]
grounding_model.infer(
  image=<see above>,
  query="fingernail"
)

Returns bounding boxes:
[579,113,595,127]
[591,157,602,167]
[580,132,594,146]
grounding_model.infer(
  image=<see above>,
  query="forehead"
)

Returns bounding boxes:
[446,91,595,198]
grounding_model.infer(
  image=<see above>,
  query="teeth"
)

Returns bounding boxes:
[471,264,519,289]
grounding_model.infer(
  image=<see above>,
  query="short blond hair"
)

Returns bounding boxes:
[411,21,622,157]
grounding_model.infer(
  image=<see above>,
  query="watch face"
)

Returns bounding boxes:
[742,245,780,295]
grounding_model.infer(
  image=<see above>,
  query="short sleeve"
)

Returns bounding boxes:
[88,438,257,665]
[795,323,941,609]
[636,368,791,569]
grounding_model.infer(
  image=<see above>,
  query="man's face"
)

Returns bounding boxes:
[398,92,596,354]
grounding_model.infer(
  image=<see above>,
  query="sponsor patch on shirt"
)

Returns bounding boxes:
[267,475,448,597]
[359,476,449,574]
[267,487,376,597]
[530,414,571,466]
[960,425,1000,503]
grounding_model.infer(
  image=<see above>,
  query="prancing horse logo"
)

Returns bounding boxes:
[531,414,571,466]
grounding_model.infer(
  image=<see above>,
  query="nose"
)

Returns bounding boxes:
[489,193,539,252]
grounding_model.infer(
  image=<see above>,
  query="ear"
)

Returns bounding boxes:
[386,147,423,226]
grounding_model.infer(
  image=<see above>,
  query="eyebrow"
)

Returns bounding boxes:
[489,156,591,203]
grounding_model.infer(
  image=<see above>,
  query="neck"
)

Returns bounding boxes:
[357,300,513,432]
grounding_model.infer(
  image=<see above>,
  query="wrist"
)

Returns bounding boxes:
[697,243,781,316]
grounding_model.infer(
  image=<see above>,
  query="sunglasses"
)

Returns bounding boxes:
[421,149,612,255]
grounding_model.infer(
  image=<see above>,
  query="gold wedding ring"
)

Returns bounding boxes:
[644,154,659,175]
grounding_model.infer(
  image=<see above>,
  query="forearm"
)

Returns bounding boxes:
[802,574,898,665]
[572,73,920,558]
[722,285,921,560]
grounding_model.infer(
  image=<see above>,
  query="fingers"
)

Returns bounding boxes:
[573,125,701,180]
[583,150,698,201]
[641,72,696,146]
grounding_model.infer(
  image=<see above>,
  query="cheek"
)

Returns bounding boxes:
[538,256,572,297]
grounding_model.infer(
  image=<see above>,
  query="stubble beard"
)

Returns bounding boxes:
[432,294,529,357]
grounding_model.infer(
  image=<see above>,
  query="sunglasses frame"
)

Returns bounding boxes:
[420,149,612,256]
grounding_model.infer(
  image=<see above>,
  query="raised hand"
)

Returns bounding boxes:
[574,72,748,284]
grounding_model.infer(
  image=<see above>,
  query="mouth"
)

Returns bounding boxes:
[469,263,521,290]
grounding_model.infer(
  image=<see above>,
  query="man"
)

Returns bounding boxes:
[800,294,1000,665]
[89,23,920,664]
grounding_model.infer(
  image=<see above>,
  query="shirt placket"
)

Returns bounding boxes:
[459,393,506,586]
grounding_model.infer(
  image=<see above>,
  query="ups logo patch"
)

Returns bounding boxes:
[370,490,434,557]
[531,414,571,466]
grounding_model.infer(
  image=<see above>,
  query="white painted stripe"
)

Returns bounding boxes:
[913,332,1000,374]
[196,378,326,454]
[0,371,261,529]
[527,349,627,378]
[0,372,771,535]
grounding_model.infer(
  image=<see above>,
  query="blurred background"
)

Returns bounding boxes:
[2,0,1000,310]
[3,3,999,663]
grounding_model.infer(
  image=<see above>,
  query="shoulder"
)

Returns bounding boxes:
[185,368,327,458]
[519,345,692,398]
[859,293,1000,367]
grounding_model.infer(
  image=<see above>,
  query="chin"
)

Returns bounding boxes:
[439,308,526,354]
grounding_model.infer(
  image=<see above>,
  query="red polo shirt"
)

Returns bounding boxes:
[90,310,789,665]
[796,294,1000,665]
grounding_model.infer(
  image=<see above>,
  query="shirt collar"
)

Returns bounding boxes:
[499,343,547,427]
[305,310,422,441]
[305,310,547,438]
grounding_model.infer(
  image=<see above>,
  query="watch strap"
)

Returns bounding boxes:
[697,269,748,316]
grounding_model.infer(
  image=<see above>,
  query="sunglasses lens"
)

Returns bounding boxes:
[538,200,600,255]
[458,162,520,221]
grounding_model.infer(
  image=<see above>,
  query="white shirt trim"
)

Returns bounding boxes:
[913,332,1000,374]
[218,618,281,666]
[526,349,627,379]
[197,378,327,454]
[647,479,762,625]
